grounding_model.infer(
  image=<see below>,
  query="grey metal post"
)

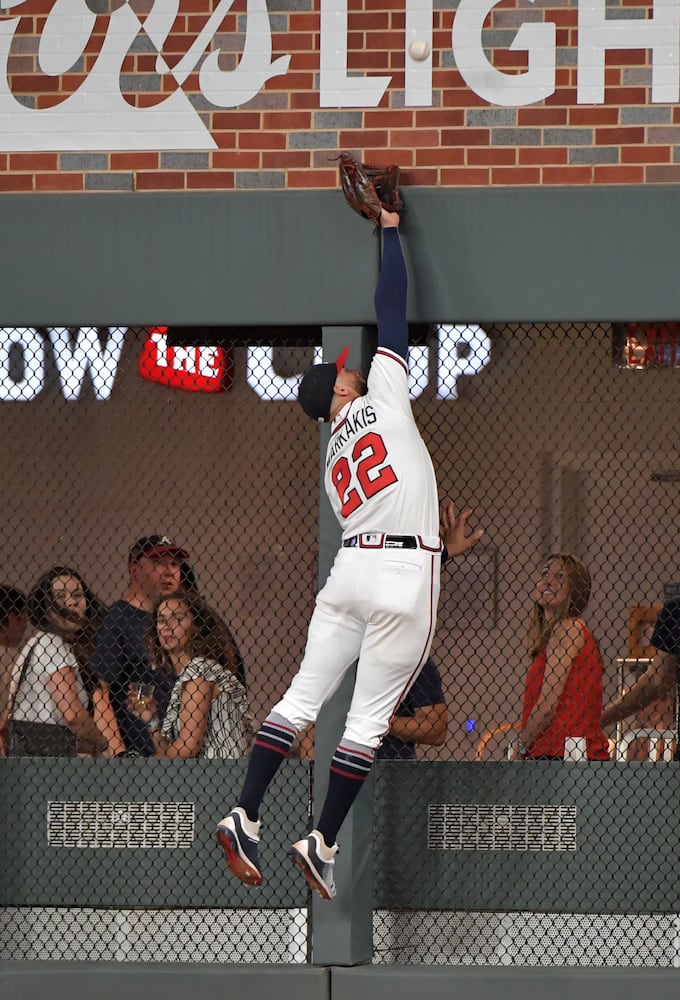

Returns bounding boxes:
[310,324,377,967]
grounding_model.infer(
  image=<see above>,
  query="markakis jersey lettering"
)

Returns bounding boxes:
[325,348,439,539]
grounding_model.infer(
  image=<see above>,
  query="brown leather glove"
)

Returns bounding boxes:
[336,151,402,228]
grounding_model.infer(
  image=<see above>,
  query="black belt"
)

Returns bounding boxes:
[342,534,418,550]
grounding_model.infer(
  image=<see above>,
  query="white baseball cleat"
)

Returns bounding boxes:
[216,807,263,887]
[290,830,338,900]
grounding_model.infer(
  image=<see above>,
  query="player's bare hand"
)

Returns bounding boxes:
[380,208,400,228]
[439,498,484,558]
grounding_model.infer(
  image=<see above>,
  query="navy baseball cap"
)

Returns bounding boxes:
[129,535,188,564]
[298,346,350,422]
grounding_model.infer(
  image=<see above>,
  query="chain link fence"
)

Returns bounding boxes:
[0,324,678,965]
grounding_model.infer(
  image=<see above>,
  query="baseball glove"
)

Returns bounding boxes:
[336,151,402,228]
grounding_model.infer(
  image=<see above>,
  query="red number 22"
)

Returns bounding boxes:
[331,431,398,517]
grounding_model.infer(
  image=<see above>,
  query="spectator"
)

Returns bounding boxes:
[377,656,448,759]
[1,568,109,756]
[180,560,247,690]
[129,590,252,758]
[0,586,28,719]
[510,553,610,761]
[602,594,680,759]
[91,534,186,756]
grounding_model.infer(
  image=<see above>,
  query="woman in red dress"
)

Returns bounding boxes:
[511,553,610,761]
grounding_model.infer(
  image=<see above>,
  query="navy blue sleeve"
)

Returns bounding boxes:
[374,227,408,359]
[398,657,445,715]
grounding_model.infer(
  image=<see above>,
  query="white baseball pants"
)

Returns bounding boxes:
[273,542,441,748]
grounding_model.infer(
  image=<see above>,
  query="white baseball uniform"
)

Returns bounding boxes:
[275,230,441,749]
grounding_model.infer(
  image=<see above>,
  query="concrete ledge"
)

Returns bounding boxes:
[3,961,679,1000]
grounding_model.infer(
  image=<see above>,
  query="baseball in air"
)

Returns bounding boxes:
[409,40,431,61]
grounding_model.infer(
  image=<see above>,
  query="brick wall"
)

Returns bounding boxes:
[1,0,678,192]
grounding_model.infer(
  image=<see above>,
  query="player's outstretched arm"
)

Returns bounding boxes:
[440,498,484,559]
[374,209,408,359]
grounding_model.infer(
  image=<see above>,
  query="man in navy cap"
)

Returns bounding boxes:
[92,535,187,756]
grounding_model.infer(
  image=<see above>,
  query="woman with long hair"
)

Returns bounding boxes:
[179,561,247,690]
[511,553,610,761]
[132,590,252,759]
[1,566,113,756]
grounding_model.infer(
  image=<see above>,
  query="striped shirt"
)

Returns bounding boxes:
[161,656,253,759]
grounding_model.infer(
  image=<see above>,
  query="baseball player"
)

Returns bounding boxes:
[216,208,481,900]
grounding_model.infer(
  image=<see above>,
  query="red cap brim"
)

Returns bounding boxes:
[335,346,350,373]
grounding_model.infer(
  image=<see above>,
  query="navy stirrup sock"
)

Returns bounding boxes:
[316,740,376,846]
[238,713,297,822]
